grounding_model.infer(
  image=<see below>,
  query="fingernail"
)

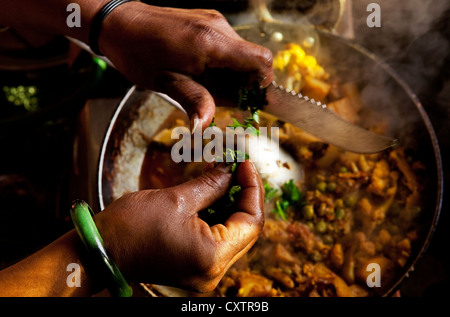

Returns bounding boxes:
[190,113,202,135]
[259,76,268,89]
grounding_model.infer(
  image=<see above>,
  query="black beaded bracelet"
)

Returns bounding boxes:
[89,0,135,55]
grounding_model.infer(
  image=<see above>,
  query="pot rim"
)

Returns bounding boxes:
[97,31,444,297]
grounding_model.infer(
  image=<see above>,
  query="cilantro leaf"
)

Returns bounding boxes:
[264,182,279,203]
[208,118,216,127]
[270,180,303,221]
[229,118,246,129]
[273,199,289,221]
[229,117,259,136]
[228,185,242,204]
[237,83,267,115]
[282,179,302,205]
[251,111,260,124]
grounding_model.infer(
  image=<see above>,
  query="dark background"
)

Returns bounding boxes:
[0,0,448,297]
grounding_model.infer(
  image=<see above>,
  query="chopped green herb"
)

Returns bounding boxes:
[200,148,248,224]
[202,82,264,224]
[264,182,279,203]
[281,179,303,205]
[228,185,242,203]
[251,111,260,124]
[270,179,304,221]
[217,148,249,164]
[273,199,289,221]
[229,117,259,136]
[229,118,244,129]
[237,83,267,115]
[223,148,249,163]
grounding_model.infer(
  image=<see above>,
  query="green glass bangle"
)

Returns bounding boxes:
[70,199,133,297]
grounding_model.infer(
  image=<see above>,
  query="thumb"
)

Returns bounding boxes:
[171,163,233,217]
[207,161,265,274]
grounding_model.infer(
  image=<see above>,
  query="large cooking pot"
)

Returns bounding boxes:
[97,6,442,297]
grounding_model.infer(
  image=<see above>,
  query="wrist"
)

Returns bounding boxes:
[65,230,106,295]
[70,200,133,297]
[92,213,130,281]
[95,0,145,57]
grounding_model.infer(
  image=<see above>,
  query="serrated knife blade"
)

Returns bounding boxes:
[264,81,398,154]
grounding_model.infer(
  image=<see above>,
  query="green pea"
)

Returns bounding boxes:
[323,235,334,245]
[335,207,346,220]
[305,221,315,231]
[344,195,357,208]
[302,204,315,220]
[335,198,344,208]
[27,86,37,95]
[316,181,327,192]
[283,267,293,275]
[311,252,322,262]
[316,220,327,234]
[339,166,348,173]
[327,182,337,192]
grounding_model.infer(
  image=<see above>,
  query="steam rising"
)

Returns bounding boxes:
[351,0,450,151]
[228,0,449,152]
[352,0,449,92]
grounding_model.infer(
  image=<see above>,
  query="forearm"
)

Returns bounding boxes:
[0,230,101,297]
[0,0,111,43]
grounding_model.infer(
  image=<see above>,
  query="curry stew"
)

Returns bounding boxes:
[139,43,425,297]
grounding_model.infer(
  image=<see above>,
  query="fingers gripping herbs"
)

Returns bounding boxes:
[199,147,249,225]
[198,162,243,225]
[199,183,243,225]
[237,81,268,116]
[200,81,266,224]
